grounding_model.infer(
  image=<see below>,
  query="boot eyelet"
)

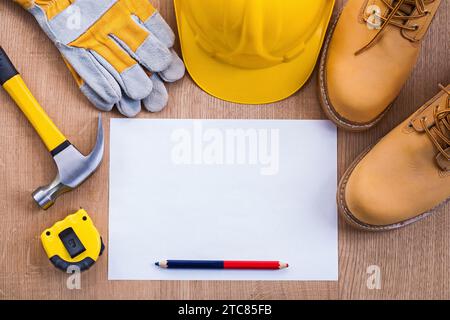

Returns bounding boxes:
[413,24,419,31]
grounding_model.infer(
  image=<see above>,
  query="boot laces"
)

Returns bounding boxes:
[420,85,450,162]
[356,0,435,55]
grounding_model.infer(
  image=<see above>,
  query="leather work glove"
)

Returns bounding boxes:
[14,0,185,117]
[64,51,183,116]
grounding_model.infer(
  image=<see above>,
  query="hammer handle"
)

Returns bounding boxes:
[0,47,67,152]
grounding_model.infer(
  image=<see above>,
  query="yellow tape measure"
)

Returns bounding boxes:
[41,209,104,272]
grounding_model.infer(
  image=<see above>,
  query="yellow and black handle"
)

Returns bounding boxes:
[0,47,68,153]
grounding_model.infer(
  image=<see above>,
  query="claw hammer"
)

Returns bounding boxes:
[0,47,104,210]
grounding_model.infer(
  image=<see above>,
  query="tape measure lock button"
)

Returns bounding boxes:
[58,227,86,259]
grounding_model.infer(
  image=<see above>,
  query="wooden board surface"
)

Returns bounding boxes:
[0,0,448,300]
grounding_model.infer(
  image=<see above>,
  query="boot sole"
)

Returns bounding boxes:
[318,12,393,132]
[338,145,450,231]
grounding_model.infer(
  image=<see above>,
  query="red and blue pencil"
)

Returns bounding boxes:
[155,260,289,270]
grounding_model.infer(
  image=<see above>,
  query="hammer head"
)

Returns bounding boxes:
[32,116,104,209]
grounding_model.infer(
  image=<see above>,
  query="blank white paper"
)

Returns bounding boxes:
[109,119,338,281]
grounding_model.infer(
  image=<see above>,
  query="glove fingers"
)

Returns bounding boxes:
[90,49,153,101]
[143,12,176,48]
[143,74,169,113]
[159,50,186,83]
[79,82,115,112]
[62,55,115,111]
[59,45,122,105]
[135,34,173,72]
[116,93,142,118]
[111,18,172,73]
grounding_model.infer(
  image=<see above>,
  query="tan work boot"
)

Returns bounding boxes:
[339,85,450,230]
[319,0,442,131]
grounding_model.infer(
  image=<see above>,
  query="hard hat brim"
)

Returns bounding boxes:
[175,1,335,105]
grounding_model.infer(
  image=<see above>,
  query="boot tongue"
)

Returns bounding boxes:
[390,0,417,13]
[410,89,450,171]
[386,0,417,19]
[399,3,415,15]
[433,114,450,171]
[365,0,418,31]
[436,148,450,171]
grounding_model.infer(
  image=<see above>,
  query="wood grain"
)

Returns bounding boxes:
[0,0,448,300]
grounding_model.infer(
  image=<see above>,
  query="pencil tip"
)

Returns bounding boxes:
[280,262,289,269]
[155,262,159,266]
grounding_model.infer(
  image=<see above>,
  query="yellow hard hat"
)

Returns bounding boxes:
[174,0,335,104]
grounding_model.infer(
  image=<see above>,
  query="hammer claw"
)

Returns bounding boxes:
[33,115,104,210]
